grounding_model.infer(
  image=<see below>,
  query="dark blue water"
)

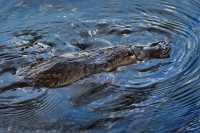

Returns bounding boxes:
[0,0,200,132]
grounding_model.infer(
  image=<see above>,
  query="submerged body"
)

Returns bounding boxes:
[1,41,170,92]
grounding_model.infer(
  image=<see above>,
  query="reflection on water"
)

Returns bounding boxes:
[0,0,200,132]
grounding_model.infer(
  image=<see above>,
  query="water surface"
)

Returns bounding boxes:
[0,0,200,132]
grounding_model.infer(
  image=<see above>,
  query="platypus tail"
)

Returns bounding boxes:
[0,81,30,93]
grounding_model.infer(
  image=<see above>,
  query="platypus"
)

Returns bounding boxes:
[0,41,170,93]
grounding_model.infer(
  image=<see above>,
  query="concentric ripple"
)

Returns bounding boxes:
[0,0,200,132]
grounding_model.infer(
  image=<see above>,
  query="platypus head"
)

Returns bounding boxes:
[132,41,171,61]
[103,41,170,71]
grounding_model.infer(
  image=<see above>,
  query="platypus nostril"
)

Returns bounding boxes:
[158,42,171,57]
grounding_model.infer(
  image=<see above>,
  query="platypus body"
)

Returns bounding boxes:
[0,41,170,92]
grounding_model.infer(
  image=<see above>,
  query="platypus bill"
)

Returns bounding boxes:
[0,41,170,93]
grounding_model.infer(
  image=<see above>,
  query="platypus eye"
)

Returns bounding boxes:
[128,52,134,56]
[150,41,166,47]
[132,47,147,61]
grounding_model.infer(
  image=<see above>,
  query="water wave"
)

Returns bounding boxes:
[0,0,200,132]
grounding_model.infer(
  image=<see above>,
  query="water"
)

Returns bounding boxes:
[0,0,200,132]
